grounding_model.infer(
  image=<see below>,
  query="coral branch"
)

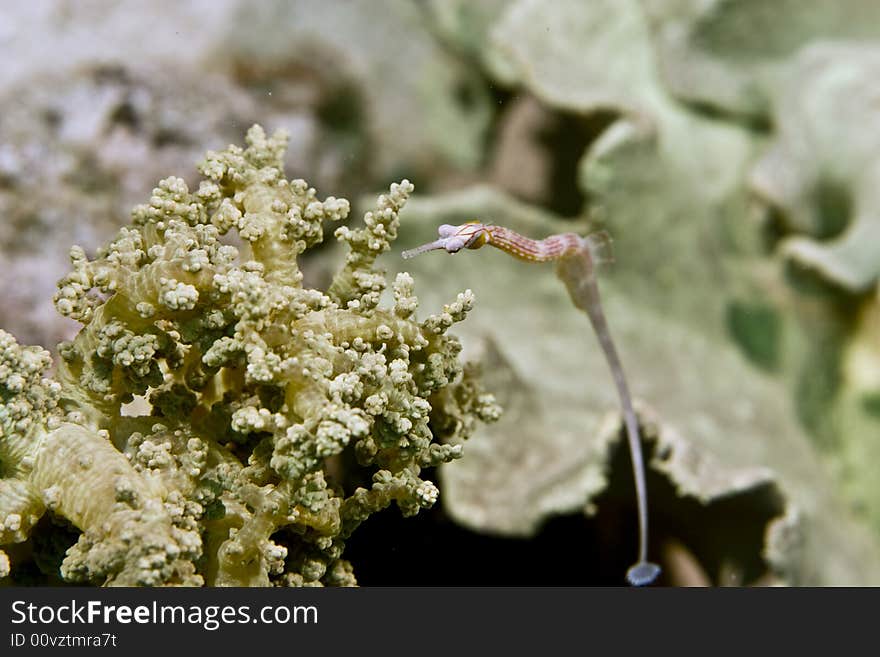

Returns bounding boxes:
[0,126,498,586]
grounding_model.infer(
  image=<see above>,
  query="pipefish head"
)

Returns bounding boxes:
[402,221,491,259]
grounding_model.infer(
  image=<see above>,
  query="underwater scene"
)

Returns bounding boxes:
[2,0,880,587]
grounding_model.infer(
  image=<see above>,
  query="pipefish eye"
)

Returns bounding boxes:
[464,229,490,249]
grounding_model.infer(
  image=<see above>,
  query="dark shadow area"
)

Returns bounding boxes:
[345,435,788,586]
[535,109,616,218]
[4,513,80,586]
[487,94,615,219]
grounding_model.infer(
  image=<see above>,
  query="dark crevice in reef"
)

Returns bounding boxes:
[487,94,616,220]
[4,513,80,586]
[609,437,787,586]
[346,438,787,586]
[534,108,617,218]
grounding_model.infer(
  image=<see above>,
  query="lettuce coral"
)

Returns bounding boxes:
[0,125,499,586]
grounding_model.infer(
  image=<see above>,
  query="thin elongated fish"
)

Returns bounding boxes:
[404,222,661,586]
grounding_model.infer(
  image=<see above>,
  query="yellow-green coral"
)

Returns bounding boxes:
[0,125,499,586]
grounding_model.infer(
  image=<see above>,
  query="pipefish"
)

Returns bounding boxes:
[403,221,661,586]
